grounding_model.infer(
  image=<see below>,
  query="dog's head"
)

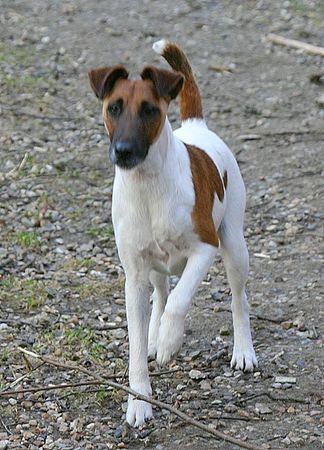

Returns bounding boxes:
[88,65,183,169]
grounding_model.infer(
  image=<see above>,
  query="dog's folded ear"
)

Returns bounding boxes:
[88,65,129,100]
[141,66,184,100]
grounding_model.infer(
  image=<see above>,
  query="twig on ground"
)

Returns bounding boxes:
[235,392,310,405]
[93,323,127,330]
[215,306,286,324]
[5,362,45,391]
[0,380,105,397]
[0,415,12,435]
[14,347,265,450]
[6,152,29,178]
[267,33,324,57]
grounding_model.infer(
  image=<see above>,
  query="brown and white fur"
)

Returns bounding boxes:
[88,39,257,427]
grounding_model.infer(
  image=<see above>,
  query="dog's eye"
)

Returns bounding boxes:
[140,102,160,118]
[108,103,122,117]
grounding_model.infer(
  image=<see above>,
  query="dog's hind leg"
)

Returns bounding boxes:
[148,271,169,358]
[218,222,257,372]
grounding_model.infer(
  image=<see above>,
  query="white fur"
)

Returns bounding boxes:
[152,39,168,55]
[112,115,257,427]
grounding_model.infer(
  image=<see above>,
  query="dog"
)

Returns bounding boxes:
[88,39,257,427]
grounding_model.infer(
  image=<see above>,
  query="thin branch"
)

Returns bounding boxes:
[235,392,310,405]
[14,347,265,450]
[0,415,12,435]
[267,33,324,57]
[0,380,104,397]
[215,306,286,324]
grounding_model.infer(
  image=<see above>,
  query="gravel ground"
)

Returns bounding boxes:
[0,0,323,449]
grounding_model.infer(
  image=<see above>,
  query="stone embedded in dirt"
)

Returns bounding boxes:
[199,380,212,391]
[293,317,306,331]
[274,376,297,384]
[219,325,230,336]
[189,369,206,380]
[315,93,324,107]
[281,320,294,330]
[255,403,272,414]
[0,441,9,450]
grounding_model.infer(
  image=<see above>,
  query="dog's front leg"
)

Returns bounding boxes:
[124,271,153,427]
[156,243,217,365]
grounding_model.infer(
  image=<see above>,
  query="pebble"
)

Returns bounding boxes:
[0,442,9,450]
[274,376,297,384]
[315,93,324,107]
[219,325,230,336]
[189,369,205,380]
[255,403,272,414]
[281,320,293,330]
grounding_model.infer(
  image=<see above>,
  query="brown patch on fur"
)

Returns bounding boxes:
[159,42,203,120]
[141,66,184,101]
[88,65,129,100]
[186,145,226,247]
[102,78,167,145]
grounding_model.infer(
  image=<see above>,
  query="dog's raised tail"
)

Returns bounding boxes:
[153,39,204,121]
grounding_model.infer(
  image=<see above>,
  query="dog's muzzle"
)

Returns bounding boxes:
[109,140,148,169]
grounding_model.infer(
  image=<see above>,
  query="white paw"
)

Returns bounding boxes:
[156,312,184,366]
[126,383,153,427]
[231,345,258,372]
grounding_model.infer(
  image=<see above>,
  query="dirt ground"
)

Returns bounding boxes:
[0,0,323,449]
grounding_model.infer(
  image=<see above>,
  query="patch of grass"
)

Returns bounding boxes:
[0,44,35,66]
[65,327,95,347]
[60,257,96,272]
[0,277,49,310]
[73,277,124,298]
[110,388,125,404]
[289,0,307,12]
[14,230,41,248]
[0,348,9,363]
[90,342,106,361]
[2,74,57,93]
[95,389,109,406]
[0,275,17,288]
[243,104,262,116]
[86,225,114,238]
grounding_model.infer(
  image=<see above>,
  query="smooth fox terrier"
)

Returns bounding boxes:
[88,39,257,427]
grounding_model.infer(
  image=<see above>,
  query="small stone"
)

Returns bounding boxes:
[274,376,297,384]
[115,425,123,439]
[189,369,205,380]
[0,441,9,450]
[41,36,50,44]
[281,320,293,330]
[199,380,212,391]
[293,317,306,331]
[219,325,230,336]
[287,406,295,414]
[8,398,17,405]
[315,93,324,107]
[255,403,272,414]
[224,403,238,413]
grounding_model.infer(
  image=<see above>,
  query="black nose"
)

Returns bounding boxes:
[114,141,133,157]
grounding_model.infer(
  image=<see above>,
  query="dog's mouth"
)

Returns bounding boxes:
[109,141,149,170]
